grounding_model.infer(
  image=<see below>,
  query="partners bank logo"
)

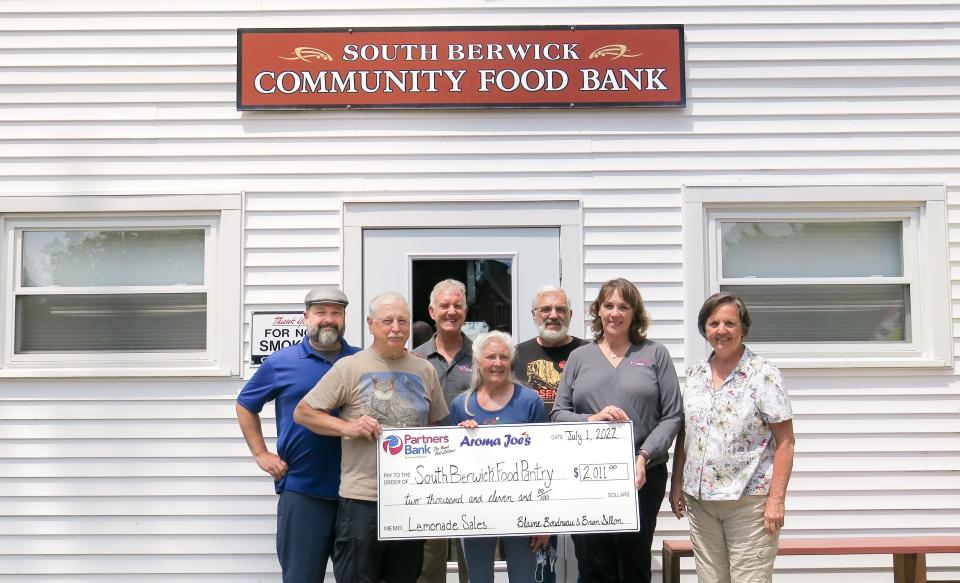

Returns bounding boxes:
[382,435,403,456]
[383,433,451,457]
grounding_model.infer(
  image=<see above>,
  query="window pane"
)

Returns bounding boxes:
[411,258,513,341]
[721,222,903,278]
[21,230,205,287]
[15,293,206,353]
[721,284,908,342]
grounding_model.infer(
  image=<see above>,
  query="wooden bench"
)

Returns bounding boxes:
[662,536,960,583]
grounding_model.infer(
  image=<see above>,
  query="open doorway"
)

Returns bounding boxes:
[411,258,513,343]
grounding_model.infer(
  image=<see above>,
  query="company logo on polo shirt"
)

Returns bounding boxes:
[457,364,472,372]
[382,435,403,455]
[628,359,651,367]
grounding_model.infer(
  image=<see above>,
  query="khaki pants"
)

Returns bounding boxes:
[419,539,468,583]
[684,494,779,583]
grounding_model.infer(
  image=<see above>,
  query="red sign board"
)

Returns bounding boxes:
[237,26,685,110]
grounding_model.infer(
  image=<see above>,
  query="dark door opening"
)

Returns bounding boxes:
[411,258,513,345]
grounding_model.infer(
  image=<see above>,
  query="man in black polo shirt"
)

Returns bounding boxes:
[413,278,472,583]
[414,279,473,410]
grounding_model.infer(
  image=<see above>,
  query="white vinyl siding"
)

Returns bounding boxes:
[0,2,959,581]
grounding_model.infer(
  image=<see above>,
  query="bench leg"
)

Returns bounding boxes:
[893,553,927,583]
[662,550,680,583]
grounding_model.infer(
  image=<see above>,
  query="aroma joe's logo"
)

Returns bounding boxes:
[384,433,450,456]
[460,431,532,449]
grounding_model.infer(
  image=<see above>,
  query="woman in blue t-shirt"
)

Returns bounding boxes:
[449,331,549,583]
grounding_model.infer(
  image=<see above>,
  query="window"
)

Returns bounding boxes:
[1,195,242,377]
[683,185,950,368]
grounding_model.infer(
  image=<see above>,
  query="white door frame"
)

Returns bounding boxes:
[341,198,584,347]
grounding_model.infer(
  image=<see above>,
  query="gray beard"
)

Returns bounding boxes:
[308,325,342,346]
[537,322,569,344]
[317,327,340,345]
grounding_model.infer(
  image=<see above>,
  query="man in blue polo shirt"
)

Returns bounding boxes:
[236,286,360,583]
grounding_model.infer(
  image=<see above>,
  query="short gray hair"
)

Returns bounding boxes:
[531,285,570,309]
[464,331,517,416]
[697,292,752,339]
[367,292,408,318]
[429,279,466,307]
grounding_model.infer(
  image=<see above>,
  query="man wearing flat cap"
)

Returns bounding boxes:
[236,286,360,583]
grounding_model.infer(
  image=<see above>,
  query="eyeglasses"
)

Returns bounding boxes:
[535,306,569,316]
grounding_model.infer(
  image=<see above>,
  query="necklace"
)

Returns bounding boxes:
[600,341,627,360]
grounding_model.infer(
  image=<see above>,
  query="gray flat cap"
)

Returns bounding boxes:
[304,286,349,307]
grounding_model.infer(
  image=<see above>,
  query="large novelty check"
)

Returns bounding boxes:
[377,421,639,539]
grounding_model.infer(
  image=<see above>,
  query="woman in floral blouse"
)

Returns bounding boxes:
[669,292,795,583]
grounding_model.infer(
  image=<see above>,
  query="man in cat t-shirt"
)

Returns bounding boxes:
[295,292,448,583]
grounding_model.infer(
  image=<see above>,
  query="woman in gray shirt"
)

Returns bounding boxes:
[552,278,682,583]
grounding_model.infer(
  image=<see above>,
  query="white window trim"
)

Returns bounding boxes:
[683,184,950,369]
[0,194,242,378]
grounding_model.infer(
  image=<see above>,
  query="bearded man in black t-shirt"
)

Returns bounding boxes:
[512,285,590,583]
[512,285,587,414]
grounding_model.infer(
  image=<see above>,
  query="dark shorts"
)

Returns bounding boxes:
[276,489,339,583]
[333,497,424,583]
